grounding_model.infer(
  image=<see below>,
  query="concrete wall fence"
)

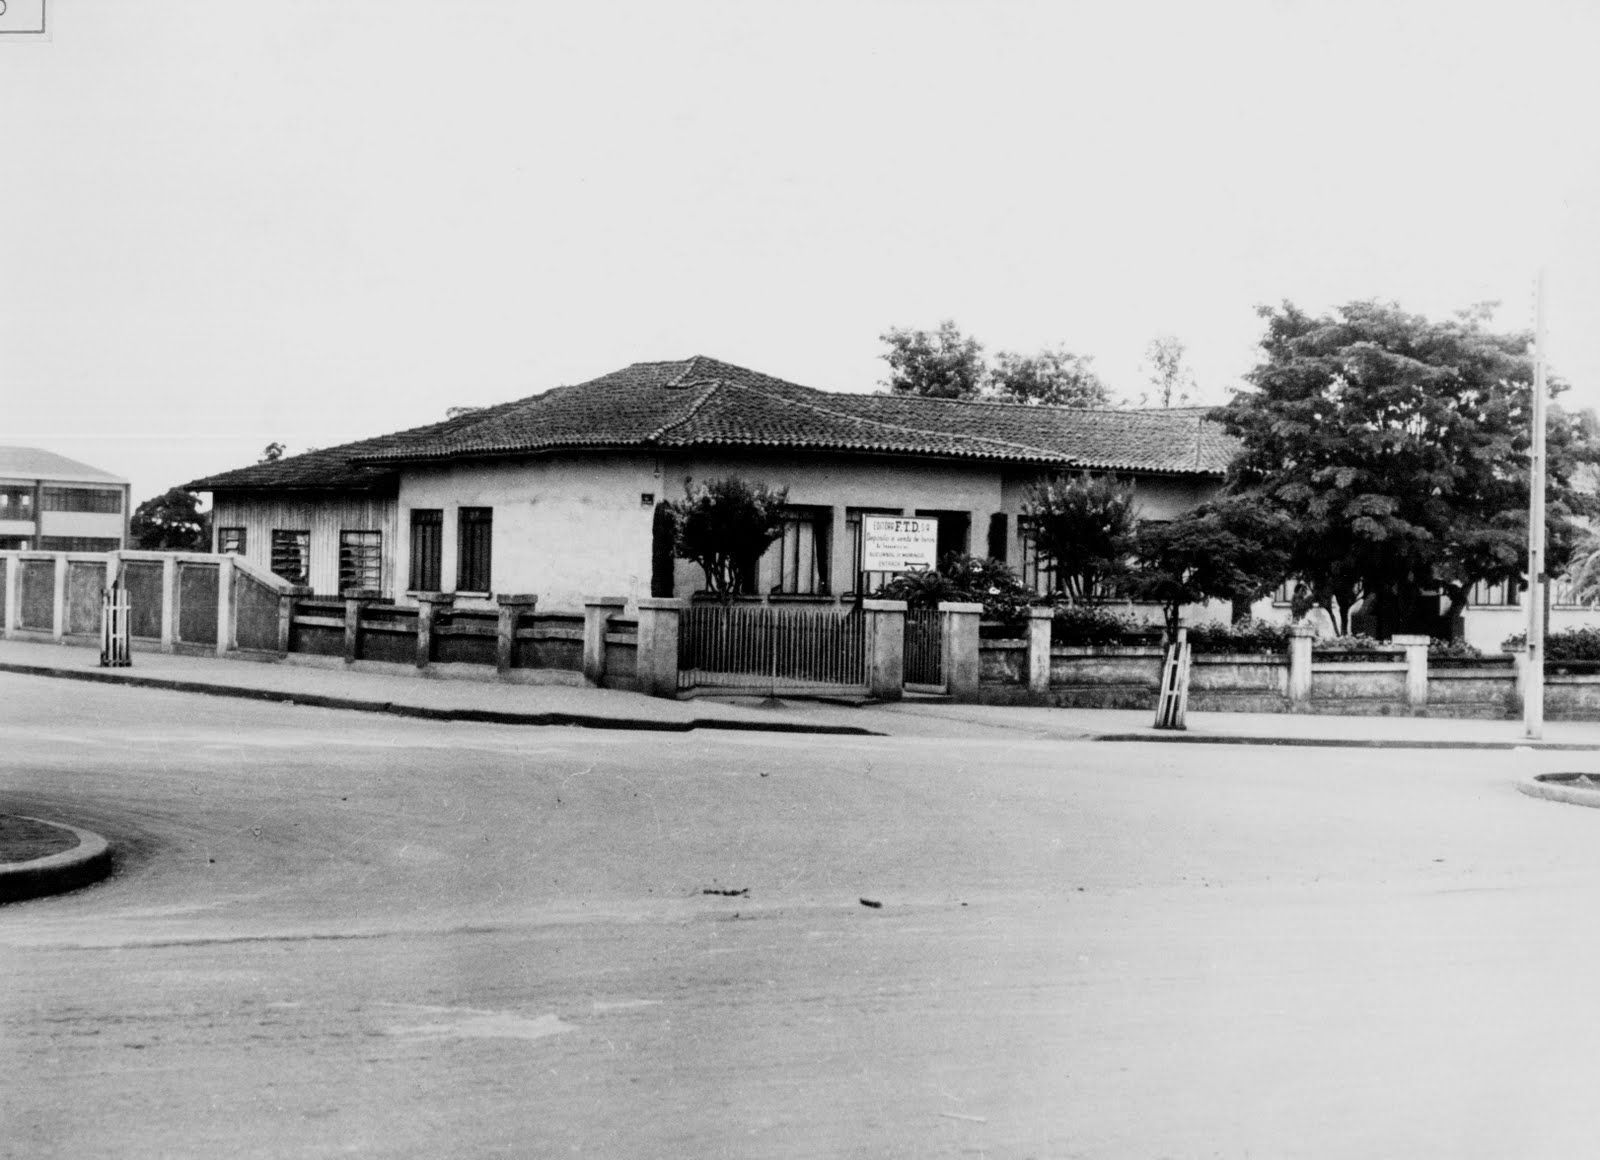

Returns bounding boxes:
[3,549,1595,719]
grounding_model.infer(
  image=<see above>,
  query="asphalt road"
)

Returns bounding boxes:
[5,674,1600,1158]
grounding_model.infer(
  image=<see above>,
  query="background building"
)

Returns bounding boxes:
[0,447,130,552]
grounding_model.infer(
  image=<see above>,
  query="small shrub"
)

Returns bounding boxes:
[1313,634,1389,653]
[872,554,1033,625]
[1508,627,1600,662]
[1050,605,1153,646]
[1428,638,1483,660]
[1184,618,1292,655]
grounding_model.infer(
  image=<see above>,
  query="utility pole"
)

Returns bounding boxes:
[1525,270,1548,739]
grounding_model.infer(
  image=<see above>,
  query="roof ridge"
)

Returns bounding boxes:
[720,379,1072,462]
[646,376,723,440]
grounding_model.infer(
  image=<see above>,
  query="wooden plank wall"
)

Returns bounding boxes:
[212,492,398,597]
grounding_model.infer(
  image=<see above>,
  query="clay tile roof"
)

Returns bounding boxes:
[186,356,1236,492]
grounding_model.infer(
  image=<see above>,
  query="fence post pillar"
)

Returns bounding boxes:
[636,597,687,698]
[1511,646,1530,713]
[1288,622,1314,706]
[863,598,907,701]
[1028,606,1053,695]
[51,553,67,641]
[216,556,236,657]
[278,584,311,657]
[160,556,177,652]
[496,593,538,674]
[583,596,627,686]
[341,587,381,663]
[1393,634,1430,710]
[414,593,454,669]
[3,555,18,638]
[939,601,984,702]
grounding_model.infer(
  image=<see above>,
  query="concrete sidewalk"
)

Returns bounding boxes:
[7,637,1600,748]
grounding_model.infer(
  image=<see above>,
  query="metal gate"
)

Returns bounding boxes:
[903,606,945,691]
[678,603,869,696]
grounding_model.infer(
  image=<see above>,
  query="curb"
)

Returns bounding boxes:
[1091,732,1600,751]
[0,817,113,903]
[1517,773,1600,808]
[0,661,882,737]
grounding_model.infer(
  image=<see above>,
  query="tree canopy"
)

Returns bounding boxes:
[879,321,1109,406]
[1138,335,1197,408]
[879,321,987,400]
[990,346,1111,407]
[1212,299,1600,637]
[1126,498,1294,636]
[1020,474,1137,603]
[131,488,211,552]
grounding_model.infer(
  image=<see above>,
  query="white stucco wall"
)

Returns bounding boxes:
[397,454,658,612]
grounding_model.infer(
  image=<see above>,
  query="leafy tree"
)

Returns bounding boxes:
[259,442,286,463]
[665,476,789,600]
[989,347,1111,407]
[1139,335,1197,408]
[1125,497,1294,638]
[1213,300,1599,638]
[878,320,987,400]
[1020,474,1137,604]
[130,488,211,552]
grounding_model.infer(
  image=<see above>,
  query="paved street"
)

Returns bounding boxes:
[6,673,1600,1158]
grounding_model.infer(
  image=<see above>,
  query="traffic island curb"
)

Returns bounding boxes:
[1517,772,1600,808]
[0,817,113,903]
[1093,732,1600,751]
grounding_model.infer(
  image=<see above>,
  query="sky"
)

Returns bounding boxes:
[4,1,1599,506]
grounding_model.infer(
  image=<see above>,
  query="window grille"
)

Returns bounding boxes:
[218,527,246,555]
[339,530,382,592]
[456,507,493,592]
[762,507,830,595]
[409,509,443,591]
[0,488,34,517]
[271,530,310,585]
[41,487,121,514]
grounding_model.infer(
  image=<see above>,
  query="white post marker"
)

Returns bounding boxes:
[1525,269,1548,740]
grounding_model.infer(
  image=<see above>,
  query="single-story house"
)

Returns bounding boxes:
[0,446,131,552]
[186,356,1234,612]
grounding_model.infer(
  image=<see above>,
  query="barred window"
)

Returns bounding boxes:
[761,507,831,595]
[1467,579,1519,607]
[409,509,443,591]
[0,488,34,517]
[218,527,246,555]
[271,530,310,585]
[339,530,382,593]
[41,487,121,514]
[456,507,493,593]
[1018,517,1058,597]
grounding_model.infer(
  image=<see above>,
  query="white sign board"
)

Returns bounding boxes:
[861,516,939,572]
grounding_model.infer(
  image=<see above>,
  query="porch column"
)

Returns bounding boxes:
[1393,634,1429,710]
[1028,606,1053,694]
[863,598,907,701]
[414,593,454,669]
[583,596,627,685]
[342,587,382,664]
[216,556,237,657]
[2,555,18,637]
[496,593,538,674]
[939,601,984,702]
[1288,622,1314,706]
[160,557,177,653]
[636,597,688,698]
[52,553,66,640]
[277,585,312,657]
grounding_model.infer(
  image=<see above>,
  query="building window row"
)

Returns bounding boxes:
[41,487,122,514]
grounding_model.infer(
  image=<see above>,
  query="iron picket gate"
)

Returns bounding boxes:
[677,603,868,696]
[903,606,945,690]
